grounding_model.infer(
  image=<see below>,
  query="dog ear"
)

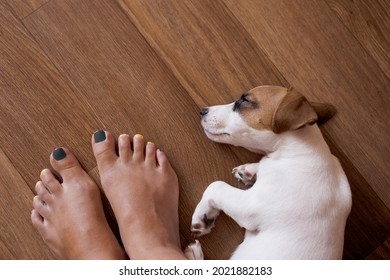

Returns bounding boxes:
[309,102,337,125]
[272,87,318,134]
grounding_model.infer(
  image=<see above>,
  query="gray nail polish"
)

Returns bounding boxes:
[94,130,106,143]
[53,147,66,161]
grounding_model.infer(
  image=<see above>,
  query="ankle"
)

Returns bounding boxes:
[128,243,186,260]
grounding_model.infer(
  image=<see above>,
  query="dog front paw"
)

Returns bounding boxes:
[232,164,257,187]
[191,201,220,237]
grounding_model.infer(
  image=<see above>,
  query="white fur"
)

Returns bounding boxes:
[191,101,352,259]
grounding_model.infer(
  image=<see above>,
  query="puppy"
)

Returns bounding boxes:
[190,86,352,259]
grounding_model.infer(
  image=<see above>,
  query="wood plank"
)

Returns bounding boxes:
[0,1,102,192]
[23,0,249,259]
[223,0,390,209]
[0,148,56,259]
[325,0,390,79]
[117,0,288,108]
[366,237,390,260]
[6,0,49,19]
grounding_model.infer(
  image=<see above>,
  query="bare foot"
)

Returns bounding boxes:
[92,130,186,259]
[31,147,126,259]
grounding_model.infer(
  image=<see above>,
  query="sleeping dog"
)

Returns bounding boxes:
[187,86,352,259]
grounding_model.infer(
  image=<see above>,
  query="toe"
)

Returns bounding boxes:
[132,134,145,161]
[33,195,49,218]
[118,134,132,162]
[35,181,53,203]
[31,209,45,231]
[39,169,62,195]
[92,130,118,170]
[156,149,172,170]
[145,141,157,167]
[49,147,85,182]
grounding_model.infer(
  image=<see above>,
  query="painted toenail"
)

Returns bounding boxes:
[35,181,39,189]
[120,134,129,137]
[147,141,153,145]
[40,169,46,175]
[94,130,106,143]
[135,134,143,139]
[53,147,67,161]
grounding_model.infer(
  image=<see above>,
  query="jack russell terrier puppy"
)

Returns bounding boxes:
[186,85,352,260]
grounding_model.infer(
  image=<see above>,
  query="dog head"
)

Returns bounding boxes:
[200,85,335,153]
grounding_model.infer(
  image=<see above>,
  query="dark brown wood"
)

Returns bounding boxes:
[0,1,102,190]
[325,0,390,79]
[118,0,288,108]
[366,238,390,260]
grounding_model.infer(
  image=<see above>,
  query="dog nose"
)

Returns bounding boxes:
[200,108,209,117]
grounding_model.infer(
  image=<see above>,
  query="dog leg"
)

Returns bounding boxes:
[184,240,204,260]
[191,181,254,237]
[232,163,259,188]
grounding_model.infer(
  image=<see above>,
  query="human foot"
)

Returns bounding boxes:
[92,131,185,259]
[31,147,126,259]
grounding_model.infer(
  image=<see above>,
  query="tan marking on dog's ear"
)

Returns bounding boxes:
[272,87,318,134]
[240,86,288,130]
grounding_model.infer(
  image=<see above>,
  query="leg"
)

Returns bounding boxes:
[91,131,186,260]
[232,163,259,188]
[31,147,126,259]
[191,181,255,237]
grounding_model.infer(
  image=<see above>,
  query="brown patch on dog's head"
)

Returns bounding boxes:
[236,86,288,130]
[237,86,336,134]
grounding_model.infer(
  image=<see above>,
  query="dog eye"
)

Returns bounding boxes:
[233,93,251,111]
[241,95,250,103]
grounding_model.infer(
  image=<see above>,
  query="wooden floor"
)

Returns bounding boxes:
[0,0,389,260]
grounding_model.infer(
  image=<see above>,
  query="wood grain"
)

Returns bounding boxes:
[0,148,55,259]
[325,0,390,79]
[24,0,249,259]
[223,0,390,209]
[118,0,288,108]
[0,1,102,192]
[366,238,390,260]
[6,0,49,19]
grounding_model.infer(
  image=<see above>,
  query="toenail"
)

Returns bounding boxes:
[40,169,46,175]
[94,130,106,143]
[53,147,67,161]
[120,134,129,137]
[35,181,39,189]
[135,134,143,139]
[147,141,153,145]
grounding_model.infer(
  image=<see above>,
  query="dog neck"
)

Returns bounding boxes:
[266,125,331,160]
[241,124,331,159]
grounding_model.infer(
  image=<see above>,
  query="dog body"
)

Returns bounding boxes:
[191,86,352,259]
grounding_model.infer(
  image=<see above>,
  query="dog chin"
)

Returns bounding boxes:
[203,129,230,140]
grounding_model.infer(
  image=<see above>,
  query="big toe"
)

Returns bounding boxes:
[50,147,85,181]
[92,130,117,170]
